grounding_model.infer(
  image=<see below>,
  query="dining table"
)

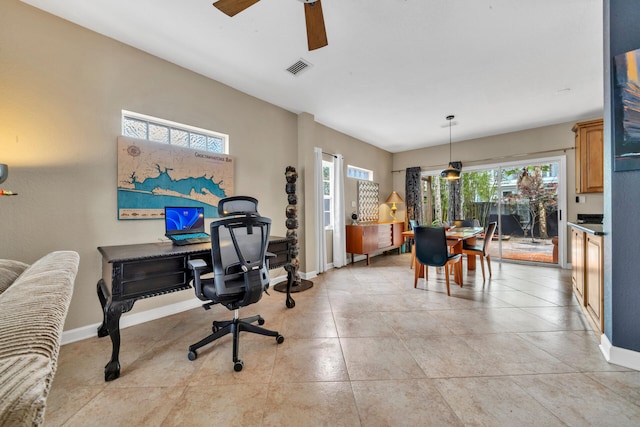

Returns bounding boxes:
[402,226,485,282]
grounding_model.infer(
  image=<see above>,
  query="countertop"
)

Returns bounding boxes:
[568,222,605,235]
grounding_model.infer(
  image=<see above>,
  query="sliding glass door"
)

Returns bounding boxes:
[422,156,566,266]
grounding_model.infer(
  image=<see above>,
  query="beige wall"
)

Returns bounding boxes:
[2,1,600,334]
[0,1,393,332]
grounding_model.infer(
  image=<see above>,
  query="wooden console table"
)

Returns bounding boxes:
[96,236,292,381]
[345,222,404,265]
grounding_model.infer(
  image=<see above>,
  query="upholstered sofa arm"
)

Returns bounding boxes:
[0,251,79,427]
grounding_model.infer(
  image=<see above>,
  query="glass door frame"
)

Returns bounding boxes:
[422,154,568,268]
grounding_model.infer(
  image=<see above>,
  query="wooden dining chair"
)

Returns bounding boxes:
[413,226,462,296]
[462,221,497,281]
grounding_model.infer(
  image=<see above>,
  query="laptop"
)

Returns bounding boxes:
[164,206,210,245]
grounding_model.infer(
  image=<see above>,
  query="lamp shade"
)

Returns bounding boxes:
[441,114,461,181]
[441,163,461,180]
[385,191,404,205]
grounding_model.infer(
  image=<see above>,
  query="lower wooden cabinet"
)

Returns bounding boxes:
[585,234,604,333]
[571,227,586,306]
[570,225,604,333]
[346,222,404,265]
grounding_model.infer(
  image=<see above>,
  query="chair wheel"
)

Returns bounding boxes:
[234,360,244,372]
[258,318,265,325]
[276,335,284,344]
[188,350,197,361]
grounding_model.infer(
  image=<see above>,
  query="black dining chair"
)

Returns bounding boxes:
[462,221,497,281]
[413,226,463,296]
[451,219,473,228]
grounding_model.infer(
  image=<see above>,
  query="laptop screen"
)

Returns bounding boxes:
[164,206,205,236]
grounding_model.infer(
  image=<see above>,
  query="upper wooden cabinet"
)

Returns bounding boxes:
[573,118,604,193]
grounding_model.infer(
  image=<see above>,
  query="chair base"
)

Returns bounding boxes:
[187,310,284,371]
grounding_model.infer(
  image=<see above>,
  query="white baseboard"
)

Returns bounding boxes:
[61,272,292,345]
[61,297,204,345]
[301,270,318,280]
[600,334,640,371]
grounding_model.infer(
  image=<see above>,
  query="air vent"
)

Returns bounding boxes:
[286,59,312,76]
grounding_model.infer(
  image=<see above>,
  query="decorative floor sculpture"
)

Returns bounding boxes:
[274,165,313,296]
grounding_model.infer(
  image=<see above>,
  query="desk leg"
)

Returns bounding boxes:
[283,264,296,309]
[96,279,134,381]
[104,303,124,381]
[96,279,109,338]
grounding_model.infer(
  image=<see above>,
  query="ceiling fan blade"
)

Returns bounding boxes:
[304,0,328,51]
[213,0,260,17]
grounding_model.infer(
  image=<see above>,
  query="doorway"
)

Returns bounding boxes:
[422,156,567,267]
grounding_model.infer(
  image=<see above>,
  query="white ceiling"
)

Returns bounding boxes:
[21,0,604,153]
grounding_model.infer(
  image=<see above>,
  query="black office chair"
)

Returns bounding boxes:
[187,197,284,372]
[413,226,462,296]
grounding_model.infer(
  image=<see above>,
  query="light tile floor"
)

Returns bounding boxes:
[46,254,640,426]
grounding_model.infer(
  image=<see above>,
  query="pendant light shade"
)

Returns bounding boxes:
[441,115,461,181]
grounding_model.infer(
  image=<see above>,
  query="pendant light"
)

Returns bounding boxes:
[441,115,461,180]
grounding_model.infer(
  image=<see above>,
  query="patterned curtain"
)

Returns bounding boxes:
[405,167,424,226]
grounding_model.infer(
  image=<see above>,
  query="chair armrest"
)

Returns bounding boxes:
[264,251,277,270]
[188,259,211,300]
[188,259,209,271]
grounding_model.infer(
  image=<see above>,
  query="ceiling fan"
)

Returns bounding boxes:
[212,0,328,51]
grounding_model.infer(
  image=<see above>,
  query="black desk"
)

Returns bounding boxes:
[96,236,293,381]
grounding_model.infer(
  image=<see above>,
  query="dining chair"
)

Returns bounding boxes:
[452,219,473,228]
[462,221,497,281]
[408,219,418,268]
[413,226,462,296]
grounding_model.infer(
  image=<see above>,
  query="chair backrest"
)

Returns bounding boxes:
[210,213,271,308]
[218,196,259,217]
[483,221,498,254]
[452,219,473,228]
[409,219,418,230]
[414,226,449,267]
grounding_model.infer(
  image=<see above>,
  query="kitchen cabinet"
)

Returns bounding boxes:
[569,224,605,334]
[346,222,404,265]
[573,118,604,193]
[585,233,604,333]
[571,227,585,307]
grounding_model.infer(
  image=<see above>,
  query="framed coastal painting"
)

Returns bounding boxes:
[613,48,640,171]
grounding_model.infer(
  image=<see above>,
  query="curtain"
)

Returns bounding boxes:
[332,154,346,268]
[405,167,424,225]
[314,147,327,273]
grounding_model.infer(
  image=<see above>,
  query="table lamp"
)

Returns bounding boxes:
[385,191,403,221]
